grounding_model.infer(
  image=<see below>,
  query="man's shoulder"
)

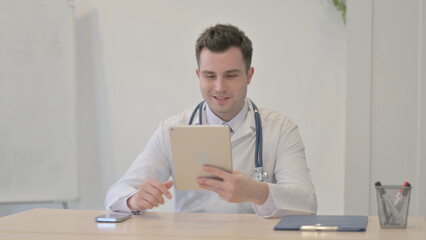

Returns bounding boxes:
[159,106,195,129]
[258,106,297,128]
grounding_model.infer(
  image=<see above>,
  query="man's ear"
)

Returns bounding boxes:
[247,67,254,85]
[196,68,200,79]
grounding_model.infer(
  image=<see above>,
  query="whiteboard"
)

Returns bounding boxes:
[0,0,78,202]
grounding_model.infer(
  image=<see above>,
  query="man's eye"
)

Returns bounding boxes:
[206,75,215,79]
[227,75,237,78]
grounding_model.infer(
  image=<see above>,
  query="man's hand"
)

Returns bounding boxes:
[127,178,173,211]
[197,165,269,205]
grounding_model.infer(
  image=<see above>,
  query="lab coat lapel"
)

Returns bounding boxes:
[231,111,255,142]
[231,99,265,142]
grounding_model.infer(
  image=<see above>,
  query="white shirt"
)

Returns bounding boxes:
[105,99,317,218]
[205,100,248,134]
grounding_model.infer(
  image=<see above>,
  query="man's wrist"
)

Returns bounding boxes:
[252,182,269,205]
[126,193,144,212]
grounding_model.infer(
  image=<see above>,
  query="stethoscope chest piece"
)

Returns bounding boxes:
[253,167,268,182]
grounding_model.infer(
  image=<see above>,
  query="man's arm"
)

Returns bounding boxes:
[254,122,317,218]
[105,124,173,212]
[197,115,317,218]
[127,178,173,211]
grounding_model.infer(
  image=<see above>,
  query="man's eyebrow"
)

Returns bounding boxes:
[201,69,241,75]
[224,69,242,74]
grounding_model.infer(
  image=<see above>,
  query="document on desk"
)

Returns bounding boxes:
[274,215,368,232]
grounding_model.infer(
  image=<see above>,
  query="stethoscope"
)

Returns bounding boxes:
[188,100,268,182]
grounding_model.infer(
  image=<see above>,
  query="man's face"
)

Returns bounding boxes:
[196,47,254,122]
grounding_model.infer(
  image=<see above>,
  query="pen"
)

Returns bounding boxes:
[394,181,410,211]
[375,181,389,223]
[390,181,411,224]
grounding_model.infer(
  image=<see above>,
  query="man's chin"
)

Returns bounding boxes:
[212,107,228,114]
[210,105,230,115]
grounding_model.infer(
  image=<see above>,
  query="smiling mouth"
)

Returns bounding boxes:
[213,96,230,101]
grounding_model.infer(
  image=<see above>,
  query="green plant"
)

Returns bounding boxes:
[331,0,347,24]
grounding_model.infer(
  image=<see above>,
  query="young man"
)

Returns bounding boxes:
[105,24,317,218]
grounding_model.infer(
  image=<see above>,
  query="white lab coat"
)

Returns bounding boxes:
[105,99,317,218]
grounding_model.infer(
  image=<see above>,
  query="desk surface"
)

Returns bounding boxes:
[0,209,425,240]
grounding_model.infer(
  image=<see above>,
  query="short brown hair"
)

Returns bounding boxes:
[195,24,253,72]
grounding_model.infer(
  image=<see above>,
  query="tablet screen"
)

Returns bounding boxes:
[169,125,233,190]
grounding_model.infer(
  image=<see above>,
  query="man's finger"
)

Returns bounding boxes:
[139,199,155,210]
[143,186,165,205]
[165,180,174,189]
[198,183,225,195]
[202,165,232,180]
[147,178,172,199]
[141,192,160,207]
[197,177,228,191]
[164,180,174,199]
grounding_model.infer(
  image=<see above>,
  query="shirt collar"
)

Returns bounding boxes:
[205,99,249,133]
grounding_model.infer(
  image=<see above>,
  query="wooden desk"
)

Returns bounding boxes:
[0,209,425,240]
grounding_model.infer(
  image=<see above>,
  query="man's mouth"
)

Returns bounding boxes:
[214,96,229,100]
[213,96,231,102]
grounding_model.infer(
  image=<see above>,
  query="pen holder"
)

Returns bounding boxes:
[375,184,412,228]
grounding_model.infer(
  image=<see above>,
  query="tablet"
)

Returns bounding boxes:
[169,125,233,190]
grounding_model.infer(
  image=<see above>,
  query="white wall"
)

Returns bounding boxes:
[345,0,426,217]
[369,0,425,217]
[420,0,426,218]
[344,0,373,215]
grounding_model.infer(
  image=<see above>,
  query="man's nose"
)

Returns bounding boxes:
[215,77,226,92]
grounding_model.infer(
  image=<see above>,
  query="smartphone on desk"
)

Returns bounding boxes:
[95,213,132,223]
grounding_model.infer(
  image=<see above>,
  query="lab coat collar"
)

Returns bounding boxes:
[190,98,265,142]
[231,98,265,142]
[205,100,249,134]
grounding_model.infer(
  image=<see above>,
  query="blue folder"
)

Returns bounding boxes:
[274,215,368,232]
